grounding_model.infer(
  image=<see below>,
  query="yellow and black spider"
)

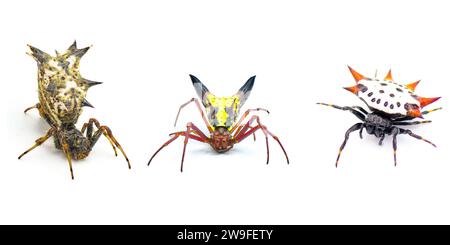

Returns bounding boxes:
[18,42,130,179]
[148,75,289,171]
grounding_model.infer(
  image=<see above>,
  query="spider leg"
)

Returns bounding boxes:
[180,122,211,172]
[352,106,368,114]
[399,128,436,147]
[393,109,439,122]
[82,118,130,169]
[61,138,74,180]
[234,115,289,164]
[23,103,41,114]
[393,120,432,126]
[335,123,364,167]
[234,125,257,141]
[174,98,213,133]
[81,119,117,156]
[183,122,209,140]
[392,128,399,166]
[230,108,270,135]
[148,122,209,172]
[18,128,55,159]
[317,103,366,121]
[422,107,442,115]
[391,127,436,167]
[378,133,385,146]
[359,126,364,139]
[250,126,256,141]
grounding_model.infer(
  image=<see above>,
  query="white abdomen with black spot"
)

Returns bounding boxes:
[357,79,418,116]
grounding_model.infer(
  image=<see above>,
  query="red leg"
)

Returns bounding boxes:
[148,122,209,172]
[234,116,289,164]
[174,98,213,133]
[234,125,257,141]
[183,122,209,141]
[230,108,269,135]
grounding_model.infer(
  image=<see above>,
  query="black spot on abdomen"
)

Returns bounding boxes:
[358,84,368,93]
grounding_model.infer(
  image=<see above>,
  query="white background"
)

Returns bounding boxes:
[0,0,449,224]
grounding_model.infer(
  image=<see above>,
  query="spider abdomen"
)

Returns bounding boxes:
[345,67,440,119]
[29,42,100,127]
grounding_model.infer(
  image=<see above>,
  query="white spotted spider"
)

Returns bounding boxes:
[318,66,442,167]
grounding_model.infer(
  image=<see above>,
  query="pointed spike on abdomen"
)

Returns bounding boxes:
[81,99,94,108]
[83,78,103,88]
[405,80,420,91]
[343,85,359,94]
[347,66,366,83]
[68,40,77,52]
[418,96,441,108]
[72,46,90,58]
[384,69,393,81]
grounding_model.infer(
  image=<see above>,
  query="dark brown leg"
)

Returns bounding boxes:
[393,120,432,126]
[392,128,399,166]
[335,123,364,167]
[317,103,366,121]
[24,103,40,114]
[399,128,436,147]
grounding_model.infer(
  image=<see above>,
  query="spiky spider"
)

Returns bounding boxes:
[18,41,130,179]
[318,66,442,167]
[148,75,289,171]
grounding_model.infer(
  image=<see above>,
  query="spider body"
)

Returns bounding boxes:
[319,66,441,166]
[364,113,393,138]
[148,75,289,171]
[19,41,130,179]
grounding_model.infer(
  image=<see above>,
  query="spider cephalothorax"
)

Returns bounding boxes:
[211,126,234,152]
[148,74,289,172]
[318,66,442,166]
[19,41,130,179]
